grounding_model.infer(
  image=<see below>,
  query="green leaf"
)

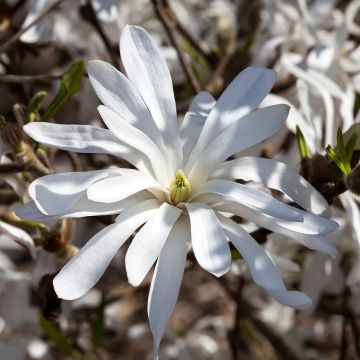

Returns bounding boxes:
[336,128,352,174]
[39,314,74,356]
[296,125,311,159]
[91,292,106,348]
[26,91,47,123]
[231,249,242,261]
[326,145,347,174]
[41,61,85,122]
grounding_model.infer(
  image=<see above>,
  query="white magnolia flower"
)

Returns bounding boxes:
[17,25,339,355]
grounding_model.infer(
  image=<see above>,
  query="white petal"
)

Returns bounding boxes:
[87,60,166,151]
[185,67,277,173]
[220,215,311,309]
[260,93,318,152]
[16,192,154,222]
[23,122,153,175]
[181,112,206,163]
[181,92,216,162]
[29,170,110,215]
[187,91,216,117]
[306,45,335,72]
[87,171,160,203]
[29,171,109,215]
[191,179,304,222]
[16,201,59,226]
[184,203,231,277]
[0,221,36,259]
[148,216,190,355]
[211,157,331,217]
[186,105,290,187]
[53,199,160,300]
[98,105,170,184]
[281,56,335,147]
[125,203,183,286]
[345,0,360,36]
[214,202,337,257]
[120,25,182,172]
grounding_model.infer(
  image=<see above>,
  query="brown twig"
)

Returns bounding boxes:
[340,315,349,360]
[160,0,212,62]
[228,277,245,359]
[82,0,123,71]
[152,0,201,93]
[204,34,237,94]
[0,73,62,83]
[0,0,68,53]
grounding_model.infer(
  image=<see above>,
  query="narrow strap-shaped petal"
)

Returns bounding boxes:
[185,105,290,187]
[214,202,337,257]
[260,93,318,152]
[185,67,277,174]
[23,122,153,175]
[181,92,216,163]
[211,157,331,217]
[191,179,303,222]
[29,170,110,215]
[16,192,154,222]
[0,221,36,259]
[16,201,59,226]
[98,105,170,184]
[87,60,167,153]
[281,55,335,147]
[87,171,160,203]
[220,215,311,309]
[125,203,183,286]
[148,216,190,356]
[184,203,231,277]
[53,199,160,300]
[187,91,216,117]
[120,25,182,172]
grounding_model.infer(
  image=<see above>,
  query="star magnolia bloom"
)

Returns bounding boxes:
[17,25,339,356]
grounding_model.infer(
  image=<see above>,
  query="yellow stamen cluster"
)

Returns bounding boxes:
[169,170,191,205]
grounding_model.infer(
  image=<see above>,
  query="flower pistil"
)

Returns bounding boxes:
[169,170,191,205]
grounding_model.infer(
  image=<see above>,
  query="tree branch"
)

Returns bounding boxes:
[151,0,201,93]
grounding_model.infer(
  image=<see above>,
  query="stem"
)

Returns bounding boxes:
[84,0,123,71]
[0,73,63,83]
[151,0,201,93]
[228,277,245,359]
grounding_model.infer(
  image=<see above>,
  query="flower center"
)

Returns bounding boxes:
[169,170,191,205]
